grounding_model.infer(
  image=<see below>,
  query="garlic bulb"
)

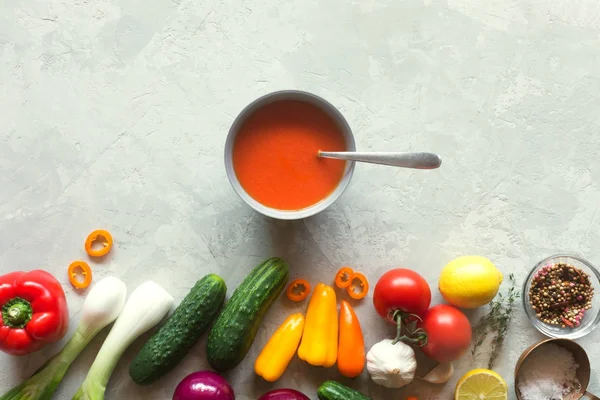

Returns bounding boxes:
[366,339,417,388]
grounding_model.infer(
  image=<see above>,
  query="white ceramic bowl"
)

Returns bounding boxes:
[224,90,356,220]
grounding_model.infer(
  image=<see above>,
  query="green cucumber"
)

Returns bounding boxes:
[206,257,289,372]
[129,274,227,385]
[317,381,372,400]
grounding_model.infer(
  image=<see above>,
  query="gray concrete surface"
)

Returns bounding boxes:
[2,0,600,398]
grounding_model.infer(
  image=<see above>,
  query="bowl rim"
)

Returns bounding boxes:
[513,337,591,399]
[224,89,356,220]
[522,254,600,339]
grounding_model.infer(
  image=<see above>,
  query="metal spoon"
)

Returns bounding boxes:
[318,151,442,169]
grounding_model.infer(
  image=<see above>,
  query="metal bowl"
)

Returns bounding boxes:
[514,338,598,400]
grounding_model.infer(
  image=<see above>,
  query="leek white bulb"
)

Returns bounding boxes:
[73,281,174,400]
[79,276,127,334]
[366,339,417,388]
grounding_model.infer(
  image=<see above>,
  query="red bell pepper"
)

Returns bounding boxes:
[0,270,69,356]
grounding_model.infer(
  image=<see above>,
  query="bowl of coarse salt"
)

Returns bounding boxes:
[514,338,599,400]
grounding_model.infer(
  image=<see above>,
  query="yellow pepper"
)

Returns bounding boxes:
[255,313,305,382]
[297,283,338,367]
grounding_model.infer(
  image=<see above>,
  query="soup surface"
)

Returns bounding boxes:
[232,100,347,210]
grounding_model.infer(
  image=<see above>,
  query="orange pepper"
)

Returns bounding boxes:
[335,266,354,288]
[337,300,365,378]
[85,229,113,257]
[286,279,311,302]
[406,397,418,400]
[68,261,92,289]
[347,272,369,300]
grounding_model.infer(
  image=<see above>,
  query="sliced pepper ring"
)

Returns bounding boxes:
[347,272,369,300]
[286,279,311,302]
[85,229,113,257]
[335,266,354,289]
[68,261,93,290]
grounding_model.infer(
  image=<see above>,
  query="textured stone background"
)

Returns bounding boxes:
[2,0,600,398]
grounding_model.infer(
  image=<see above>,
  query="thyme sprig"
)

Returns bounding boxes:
[472,273,519,369]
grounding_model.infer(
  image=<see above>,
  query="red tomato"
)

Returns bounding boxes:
[373,269,431,322]
[420,304,472,362]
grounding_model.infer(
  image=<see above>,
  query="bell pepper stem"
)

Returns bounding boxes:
[2,297,33,328]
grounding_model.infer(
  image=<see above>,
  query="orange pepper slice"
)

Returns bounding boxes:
[347,272,369,300]
[335,266,354,289]
[85,229,113,257]
[286,279,311,302]
[68,261,92,289]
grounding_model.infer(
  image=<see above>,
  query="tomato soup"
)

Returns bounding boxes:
[232,100,347,210]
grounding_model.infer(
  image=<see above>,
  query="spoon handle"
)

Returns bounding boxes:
[318,151,442,169]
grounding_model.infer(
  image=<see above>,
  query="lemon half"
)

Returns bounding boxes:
[455,369,508,400]
[439,255,503,308]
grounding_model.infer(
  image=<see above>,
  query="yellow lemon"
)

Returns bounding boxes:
[455,368,508,400]
[439,255,503,308]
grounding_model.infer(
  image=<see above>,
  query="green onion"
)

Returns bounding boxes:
[72,281,173,400]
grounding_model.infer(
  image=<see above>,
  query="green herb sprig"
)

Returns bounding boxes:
[472,273,519,369]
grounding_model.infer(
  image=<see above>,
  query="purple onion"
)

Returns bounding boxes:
[172,371,235,400]
[258,388,310,400]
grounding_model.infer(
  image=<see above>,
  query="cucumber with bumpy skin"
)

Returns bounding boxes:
[206,257,289,372]
[129,274,226,385]
[317,381,372,400]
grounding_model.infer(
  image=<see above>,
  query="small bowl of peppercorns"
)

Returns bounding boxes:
[523,254,600,339]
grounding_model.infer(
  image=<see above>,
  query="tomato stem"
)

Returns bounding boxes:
[391,310,427,346]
